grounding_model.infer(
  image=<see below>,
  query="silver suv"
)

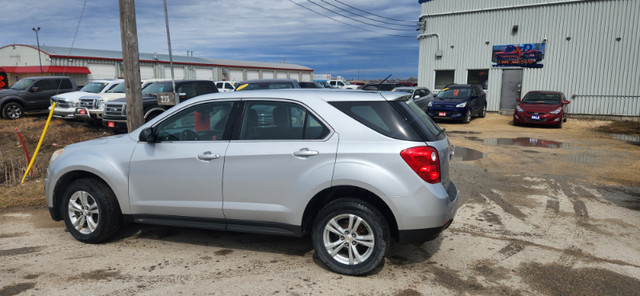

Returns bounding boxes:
[45,89,459,275]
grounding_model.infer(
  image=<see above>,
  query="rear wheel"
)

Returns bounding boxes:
[2,102,24,119]
[62,178,122,243]
[479,104,487,118]
[312,198,390,275]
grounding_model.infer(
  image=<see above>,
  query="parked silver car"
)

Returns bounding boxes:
[45,89,459,275]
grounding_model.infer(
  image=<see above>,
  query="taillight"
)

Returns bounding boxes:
[400,146,441,184]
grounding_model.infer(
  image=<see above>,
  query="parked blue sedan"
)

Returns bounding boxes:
[427,84,487,123]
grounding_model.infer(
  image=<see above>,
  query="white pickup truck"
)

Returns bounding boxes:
[51,79,123,120]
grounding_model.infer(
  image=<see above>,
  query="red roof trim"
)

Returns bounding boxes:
[0,66,91,74]
[46,55,313,72]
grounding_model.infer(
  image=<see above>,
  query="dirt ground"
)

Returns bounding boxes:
[1,114,639,296]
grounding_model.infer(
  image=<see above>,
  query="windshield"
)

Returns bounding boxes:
[107,82,126,93]
[393,88,413,94]
[80,82,109,93]
[436,88,471,100]
[142,82,173,96]
[522,93,561,104]
[10,79,35,90]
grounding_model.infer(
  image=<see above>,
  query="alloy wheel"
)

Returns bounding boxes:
[322,213,375,265]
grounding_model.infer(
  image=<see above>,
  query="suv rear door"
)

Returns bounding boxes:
[222,100,337,230]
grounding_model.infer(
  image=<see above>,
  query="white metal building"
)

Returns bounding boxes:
[417,0,639,117]
[0,44,313,87]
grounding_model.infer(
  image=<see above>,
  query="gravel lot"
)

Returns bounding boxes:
[1,114,639,296]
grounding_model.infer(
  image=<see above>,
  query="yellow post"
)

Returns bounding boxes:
[21,102,56,184]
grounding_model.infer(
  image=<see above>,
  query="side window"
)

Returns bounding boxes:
[239,101,329,140]
[156,101,234,141]
[196,81,217,94]
[216,82,223,88]
[34,79,56,91]
[59,79,73,89]
[177,83,197,98]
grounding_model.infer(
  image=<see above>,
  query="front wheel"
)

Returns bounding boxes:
[461,110,471,124]
[312,199,390,275]
[62,178,122,243]
[2,102,24,119]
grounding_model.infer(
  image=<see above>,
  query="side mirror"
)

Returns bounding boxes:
[516,98,521,102]
[178,92,187,100]
[139,127,156,143]
[31,86,39,92]
[564,100,571,104]
[414,95,421,99]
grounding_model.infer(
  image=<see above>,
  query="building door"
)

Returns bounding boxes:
[500,69,523,111]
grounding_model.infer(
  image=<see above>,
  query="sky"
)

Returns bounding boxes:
[2,0,423,80]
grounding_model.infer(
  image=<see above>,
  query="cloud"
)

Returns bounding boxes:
[1,0,422,79]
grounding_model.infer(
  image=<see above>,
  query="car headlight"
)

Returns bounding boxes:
[50,148,64,164]
[72,101,80,107]
[456,102,467,108]
[516,105,524,112]
[428,101,433,107]
[550,107,563,114]
[96,99,104,109]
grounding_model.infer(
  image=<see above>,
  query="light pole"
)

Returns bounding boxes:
[32,27,43,74]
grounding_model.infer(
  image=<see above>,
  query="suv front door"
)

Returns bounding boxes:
[222,100,337,230]
[128,100,235,223]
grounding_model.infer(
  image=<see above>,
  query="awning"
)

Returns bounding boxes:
[0,66,91,74]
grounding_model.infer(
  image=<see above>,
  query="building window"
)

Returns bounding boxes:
[467,69,489,89]
[435,70,454,89]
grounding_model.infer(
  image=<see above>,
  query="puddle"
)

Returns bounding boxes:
[602,186,640,211]
[447,131,481,135]
[464,136,483,142]
[484,137,567,149]
[452,146,486,161]
[611,134,640,146]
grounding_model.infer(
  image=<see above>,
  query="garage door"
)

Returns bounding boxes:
[246,70,259,80]
[229,70,244,81]
[196,68,213,80]
[140,65,154,80]
[88,63,116,80]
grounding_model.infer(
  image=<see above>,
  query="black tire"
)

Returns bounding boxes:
[311,198,390,275]
[62,178,122,243]
[461,110,471,124]
[2,102,24,119]
[479,104,487,118]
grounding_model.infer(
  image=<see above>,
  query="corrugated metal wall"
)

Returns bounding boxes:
[418,0,639,116]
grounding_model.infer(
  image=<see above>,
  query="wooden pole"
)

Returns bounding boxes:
[119,0,144,133]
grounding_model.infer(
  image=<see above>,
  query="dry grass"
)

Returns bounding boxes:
[1,114,109,211]
[594,120,640,135]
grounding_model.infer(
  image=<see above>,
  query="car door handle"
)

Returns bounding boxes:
[293,148,319,157]
[197,151,220,161]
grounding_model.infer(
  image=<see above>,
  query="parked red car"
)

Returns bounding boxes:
[513,91,570,128]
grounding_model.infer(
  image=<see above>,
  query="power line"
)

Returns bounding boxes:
[305,0,416,32]
[334,0,416,23]
[319,0,417,28]
[288,0,416,37]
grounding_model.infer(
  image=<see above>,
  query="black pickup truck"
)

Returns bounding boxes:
[0,76,77,119]
[102,80,218,132]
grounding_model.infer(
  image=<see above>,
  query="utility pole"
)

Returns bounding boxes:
[119,0,144,132]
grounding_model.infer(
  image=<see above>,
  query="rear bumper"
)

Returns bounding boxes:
[397,180,459,243]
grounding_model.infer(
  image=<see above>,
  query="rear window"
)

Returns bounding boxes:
[331,100,444,142]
